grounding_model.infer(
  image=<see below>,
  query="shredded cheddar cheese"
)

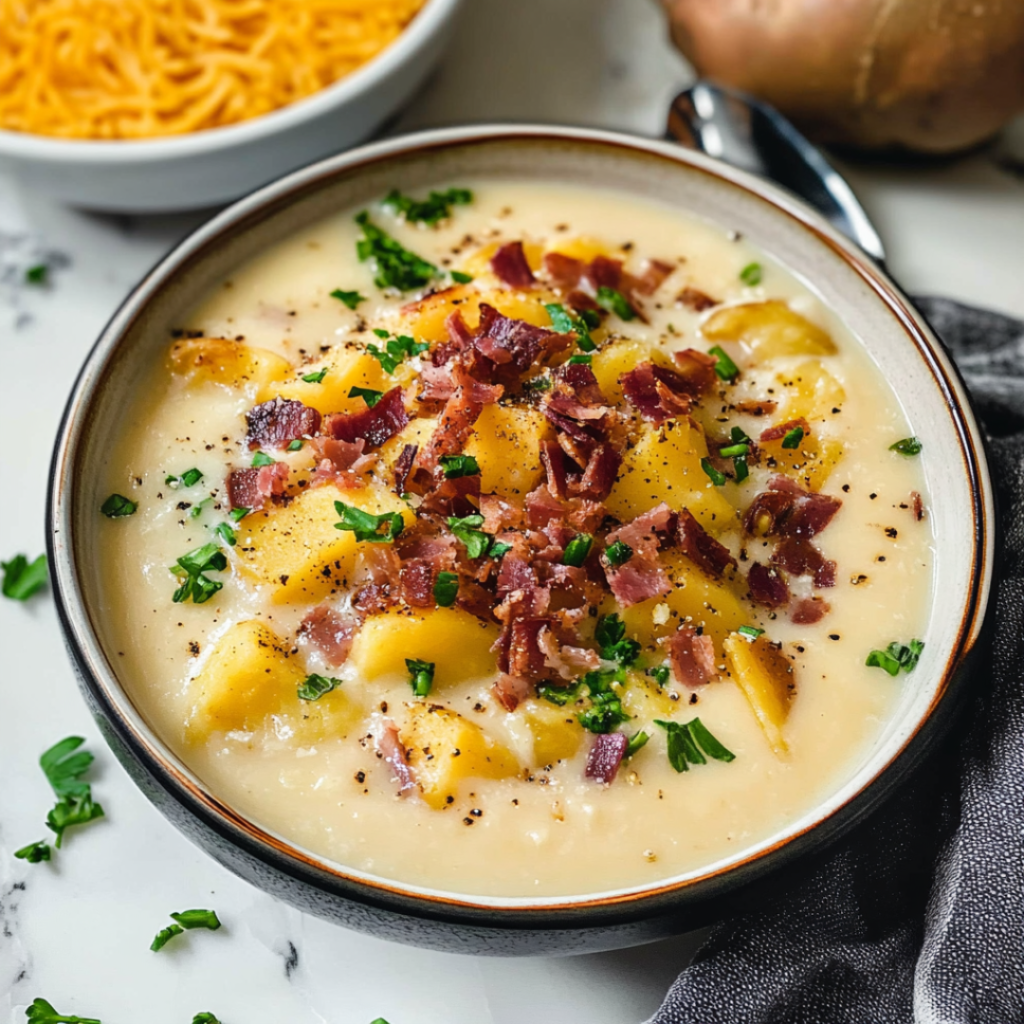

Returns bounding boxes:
[0,0,427,140]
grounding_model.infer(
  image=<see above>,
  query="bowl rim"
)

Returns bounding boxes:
[0,0,461,162]
[48,123,995,923]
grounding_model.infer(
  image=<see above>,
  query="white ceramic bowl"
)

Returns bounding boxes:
[0,0,462,213]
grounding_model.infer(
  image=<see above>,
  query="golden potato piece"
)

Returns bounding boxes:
[188,620,304,737]
[702,301,837,360]
[400,282,551,344]
[722,633,796,755]
[590,339,671,405]
[605,419,738,533]
[777,359,846,422]
[235,484,411,604]
[169,337,292,393]
[620,670,682,722]
[761,433,844,492]
[544,236,613,263]
[464,404,553,498]
[458,240,545,282]
[349,607,500,685]
[265,347,387,414]
[404,703,519,809]
[518,700,584,768]
[281,688,363,746]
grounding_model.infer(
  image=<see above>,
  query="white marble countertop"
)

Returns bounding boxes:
[1,2,1022,1022]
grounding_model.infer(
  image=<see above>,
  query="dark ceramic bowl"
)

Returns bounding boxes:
[48,126,994,955]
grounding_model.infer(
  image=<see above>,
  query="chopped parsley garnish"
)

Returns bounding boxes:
[251,451,276,467]
[447,513,505,560]
[355,211,437,291]
[718,442,749,458]
[334,501,404,544]
[578,688,631,734]
[562,533,593,568]
[170,542,227,604]
[100,493,137,518]
[738,625,765,639]
[229,507,250,522]
[192,1015,222,1024]
[14,839,51,864]
[700,457,726,487]
[331,289,365,309]
[25,998,101,1023]
[382,186,472,226]
[890,436,923,457]
[537,681,582,707]
[604,540,633,567]
[781,426,805,449]
[450,270,474,284]
[366,331,430,373]
[595,613,640,666]
[287,439,304,451]
[25,263,49,285]
[349,386,384,408]
[151,908,222,952]
[39,736,105,848]
[595,286,636,321]
[733,454,749,483]
[433,571,459,607]
[439,453,480,479]
[866,639,925,676]
[656,718,735,772]
[739,262,763,286]
[523,375,553,393]
[189,497,212,520]
[165,467,203,488]
[213,523,236,547]
[2,553,48,600]
[725,426,752,482]
[647,665,670,687]
[486,540,513,560]
[301,368,328,384]
[297,674,342,701]
[568,354,593,365]
[708,345,739,381]
[406,658,435,698]
[545,302,599,351]
[624,730,650,759]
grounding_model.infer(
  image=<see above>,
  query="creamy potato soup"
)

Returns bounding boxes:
[96,182,932,897]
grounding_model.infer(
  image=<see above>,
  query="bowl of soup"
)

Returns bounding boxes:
[48,125,994,954]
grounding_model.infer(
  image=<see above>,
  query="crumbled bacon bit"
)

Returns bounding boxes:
[760,418,811,443]
[733,400,777,416]
[665,624,717,688]
[744,476,842,540]
[790,597,831,624]
[542,251,583,290]
[585,732,629,784]
[671,348,719,393]
[911,491,926,521]
[771,537,836,588]
[375,718,416,793]
[629,259,675,296]
[298,605,357,667]
[583,255,624,292]
[226,461,289,510]
[399,559,437,608]
[393,443,418,495]
[492,673,531,712]
[246,397,321,450]
[324,386,409,450]
[620,362,694,424]
[490,241,536,289]
[537,624,601,679]
[676,286,719,312]
[747,562,790,608]
[677,509,737,579]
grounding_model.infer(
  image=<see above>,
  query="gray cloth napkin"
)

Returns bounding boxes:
[650,297,1024,1024]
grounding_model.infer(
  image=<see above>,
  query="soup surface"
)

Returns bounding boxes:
[96,182,932,898]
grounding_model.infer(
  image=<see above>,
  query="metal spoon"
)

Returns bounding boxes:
[667,81,886,266]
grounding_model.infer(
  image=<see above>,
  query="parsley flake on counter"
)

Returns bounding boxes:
[151,908,222,951]
[450,270,474,284]
[334,501,404,544]
[781,426,805,449]
[25,263,49,285]
[355,211,437,291]
[298,674,342,701]
[382,186,472,226]
[890,436,923,457]
[656,718,735,772]
[708,345,739,381]
[739,262,763,286]
[866,639,925,676]
[213,523,236,547]
[170,542,227,604]
[624,730,650,759]
[366,331,429,374]
[192,1015,221,1024]
[39,736,105,848]
[447,514,505,560]
[595,286,636,322]
[287,439,304,451]
[2,553,48,601]
[331,288,365,309]
[406,658,435,698]
[604,540,633,567]
[439,454,480,479]
[25,997,101,1024]
[100,493,137,518]
[252,451,276,467]
[545,302,599,352]
[562,533,593,568]
[165,467,203,488]
[595,614,640,666]
[738,625,765,640]
[349,386,384,408]
[14,840,51,864]
[301,368,328,384]
[433,571,459,607]
[700,457,726,487]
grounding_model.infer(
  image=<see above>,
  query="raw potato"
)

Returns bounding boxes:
[662,0,1024,154]
[188,620,304,737]
[266,346,386,414]
[722,633,796,755]
[349,607,500,684]
[464,404,553,498]
[169,337,292,394]
[701,301,836,360]
[403,703,519,809]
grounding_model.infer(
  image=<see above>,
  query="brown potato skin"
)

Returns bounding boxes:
[663,0,1024,154]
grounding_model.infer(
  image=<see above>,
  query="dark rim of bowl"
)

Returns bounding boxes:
[47,125,993,926]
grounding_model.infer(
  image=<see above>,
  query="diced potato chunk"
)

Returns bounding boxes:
[761,433,844,492]
[278,689,363,746]
[377,416,438,474]
[464,404,553,498]
[777,359,846,422]
[400,282,551,343]
[235,484,411,604]
[722,633,796,755]
[169,338,292,393]
[605,419,738,533]
[265,346,386,414]
[702,301,837,360]
[457,240,545,282]
[404,703,519,809]
[620,553,748,649]
[620,671,681,722]
[591,339,671,405]
[188,620,304,736]
[349,607,500,685]
[517,700,584,767]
